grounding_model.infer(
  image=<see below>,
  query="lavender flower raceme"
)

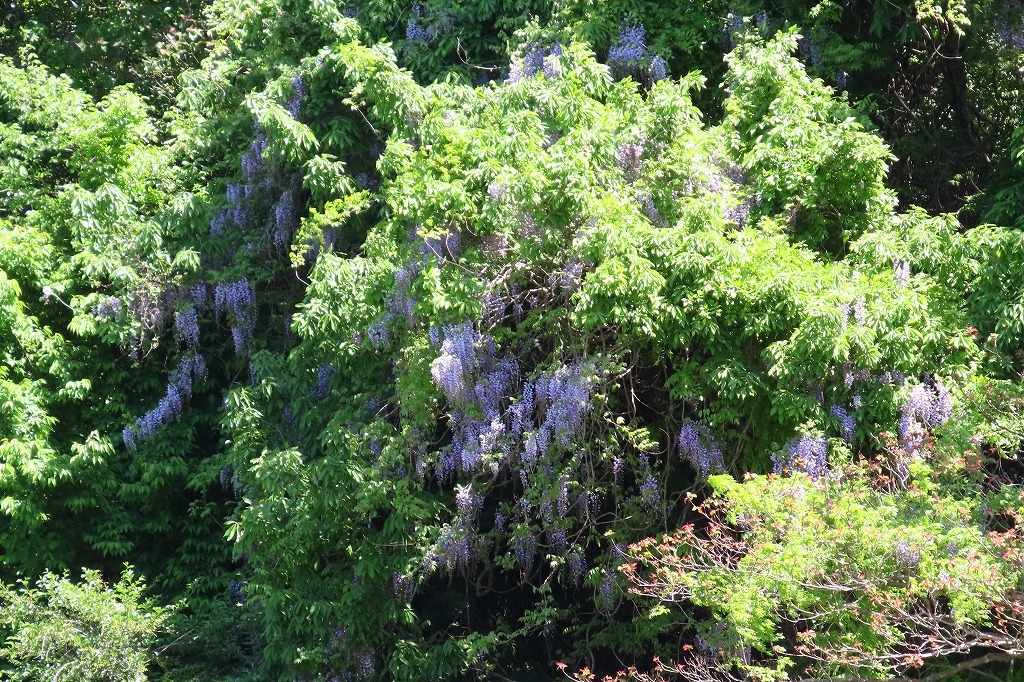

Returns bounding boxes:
[853,297,867,326]
[214,279,255,319]
[310,365,334,399]
[288,75,304,119]
[123,425,137,451]
[724,13,745,45]
[678,419,725,476]
[92,296,123,318]
[599,570,615,609]
[557,481,570,517]
[434,524,473,571]
[174,306,200,347]
[455,484,484,521]
[535,363,594,447]
[513,532,537,572]
[612,456,624,483]
[899,382,953,452]
[366,319,391,350]
[829,404,856,442]
[214,279,256,353]
[649,55,668,82]
[567,553,586,582]
[429,321,486,402]
[231,325,251,353]
[273,189,296,249]
[507,43,563,83]
[355,653,374,680]
[639,474,659,507]
[404,5,452,45]
[406,18,429,42]
[431,352,465,400]
[608,23,647,74]
[124,354,208,445]
[616,137,646,182]
[798,36,823,68]
[894,260,910,286]
[190,283,209,308]
[996,10,1024,49]
[726,200,752,226]
[548,528,568,552]
[509,383,534,438]
[772,433,829,480]
[895,539,921,569]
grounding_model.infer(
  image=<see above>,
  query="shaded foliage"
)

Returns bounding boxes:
[0,0,1021,680]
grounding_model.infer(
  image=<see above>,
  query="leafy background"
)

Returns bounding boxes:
[0,0,1023,680]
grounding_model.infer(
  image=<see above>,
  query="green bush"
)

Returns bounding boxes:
[0,568,170,682]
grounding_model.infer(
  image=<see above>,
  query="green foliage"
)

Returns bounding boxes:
[0,0,206,102]
[0,23,234,626]
[208,23,1008,679]
[0,0,1022,679]
[0,568,170,682]
[622,410,1024,680]
[723,28,893,252]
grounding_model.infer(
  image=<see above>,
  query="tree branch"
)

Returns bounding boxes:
[800,651,1022,682]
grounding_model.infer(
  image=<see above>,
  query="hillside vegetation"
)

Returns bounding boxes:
[1,1,1023,680]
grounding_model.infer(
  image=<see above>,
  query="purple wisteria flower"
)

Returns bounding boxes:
[547,528,568,552]
[895,539,921,569]
[678,419,725,476]
[404,4,452,45]
[798,36,823,68]
[455,484,484,522]
[507,42,563,83]
[124,354,208,448]
[174,306,200,347]
[534,362,594,447]
[214,279,256,353]
[431,523,474,571]
[898,382,953,453]
[772,433,829,480]
[513,532,537,572]
[288,75,303,119]
[355,653,374,680]
[406,18,429,42]
[92,296,123,318]
[567,553,586,582]
[649,55,667,82]
[190,283,209,308]
[599,570,615,609]
[273,189,297,250]
[894,260,911,286]
[724,13,744,45]
[310,365,334,399]
[605,21,670,84]
[616,137,646,182]
[639,474,659,507]
[996,9,1024,49]
[214,279,255,318]
[431,351,467,400]
[829,404,856,442]
[726,200,752,226]
[421,229,462,261]
[122,425,137,451]
[393,572,414,600]
[608,23,646,75]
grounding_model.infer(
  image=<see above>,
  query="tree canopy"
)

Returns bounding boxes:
[0,1,1023,680]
